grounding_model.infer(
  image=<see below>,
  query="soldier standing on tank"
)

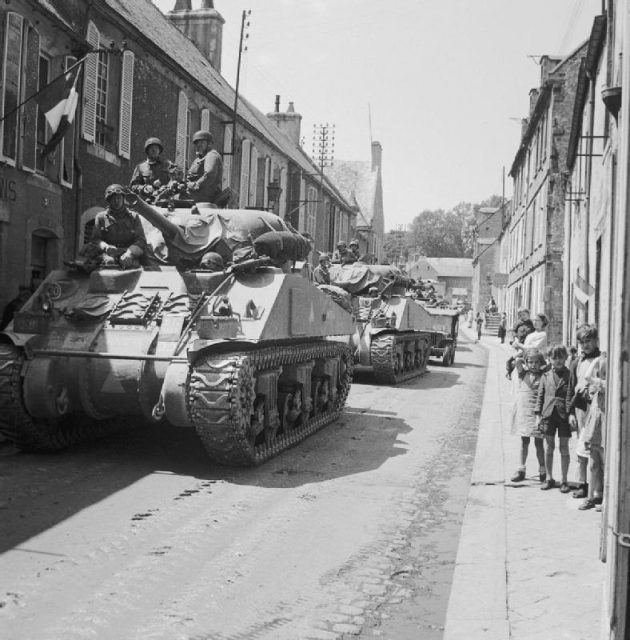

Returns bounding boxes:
[129,137,175,198]
[332,241,349,264]
[187,130,223,204]
[313,253,332,285]
[347,239,361,263]
[80,184,147,270]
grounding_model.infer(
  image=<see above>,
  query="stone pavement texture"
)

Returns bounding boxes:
[443,325,605,640]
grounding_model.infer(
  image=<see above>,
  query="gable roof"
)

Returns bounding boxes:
[426,257,473,278]
[326,160,378,224]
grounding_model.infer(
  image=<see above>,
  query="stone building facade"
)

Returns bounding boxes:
[507,45,588,342]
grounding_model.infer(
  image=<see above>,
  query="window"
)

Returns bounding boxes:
[60,56,77,187]
[30,233,49,282]
[249,146,258,206]
[95,50,109,147]
[36,53,50,172]
[1,13,24,162]
[200,108,210,132]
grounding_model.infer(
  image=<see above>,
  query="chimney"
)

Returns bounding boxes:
[540,55,562,85]
[168,0,225,72]
[521,118,529,139]
[371,140,382,171]
[267,98,302,146]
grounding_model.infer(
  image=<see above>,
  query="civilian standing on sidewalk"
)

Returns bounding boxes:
[475,312,483,342]
[498,312,507,343]
[578,351,607,511]
[567,324,602,500]
[513,312,549,354]
[536,344,572,492]
[510,349,547,483]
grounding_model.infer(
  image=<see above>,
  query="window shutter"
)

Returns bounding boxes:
[118,50,134,159]
[299,177,306,231]
[249,145,258,206]
[81,21,99,142]
[239,139,251,207]
[200,108,210,132]
[263,157,271,209]
[279,167,287,218]
[175,90,188,169]
[21,24,39,170]
[222,123,232,188]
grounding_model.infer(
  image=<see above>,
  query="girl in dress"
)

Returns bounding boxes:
[510,348,548,483]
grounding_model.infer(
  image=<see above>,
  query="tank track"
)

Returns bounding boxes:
[0,342,129,451]
[188,341,353,466]
[370,332,430,385]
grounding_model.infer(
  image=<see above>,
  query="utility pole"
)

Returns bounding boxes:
[312,123,335,247]
[231,9,251,161]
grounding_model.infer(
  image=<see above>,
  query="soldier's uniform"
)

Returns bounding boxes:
[188,149,223,203]
[129,157,173,193]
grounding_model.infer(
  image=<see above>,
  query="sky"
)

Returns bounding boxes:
[153,0,602,230]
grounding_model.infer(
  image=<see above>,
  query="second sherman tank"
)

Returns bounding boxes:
[323,263,433,384]
[0,195,355,466]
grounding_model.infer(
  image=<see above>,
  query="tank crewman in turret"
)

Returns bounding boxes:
[187,130,223,204]
[129,137,175,198]
[313,252,332,285]
[80,184,146,270]
[347,239,361,263]
[331,241,348,264]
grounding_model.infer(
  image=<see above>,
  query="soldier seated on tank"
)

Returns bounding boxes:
[129,137,175,199]
[331,241,349,264]
[79,184,147,270]
[198,251,224,272]
[347,239,361,263]
[187,130,223,204]
[313,252,331,285]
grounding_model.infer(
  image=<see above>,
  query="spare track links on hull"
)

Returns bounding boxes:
[0,342,129,450]
[370,332,430,385]
[188,341,353,466]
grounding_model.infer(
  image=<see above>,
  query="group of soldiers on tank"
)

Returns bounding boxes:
[313,239,363,285]
[80,129,223,271]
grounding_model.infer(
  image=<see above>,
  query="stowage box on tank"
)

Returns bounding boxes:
[0,202,355,466]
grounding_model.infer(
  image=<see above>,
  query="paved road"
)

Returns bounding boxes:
[0,332,487,640]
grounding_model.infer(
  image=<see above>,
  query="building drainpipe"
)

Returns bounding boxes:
[604,0,630,636]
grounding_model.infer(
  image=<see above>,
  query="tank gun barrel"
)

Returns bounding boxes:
[126,191,179,241]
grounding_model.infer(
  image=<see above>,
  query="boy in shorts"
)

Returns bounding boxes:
[536,344,572,492]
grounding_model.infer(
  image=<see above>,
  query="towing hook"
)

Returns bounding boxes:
[151,396,166,422]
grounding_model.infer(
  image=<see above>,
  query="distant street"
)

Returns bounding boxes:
[0,332,487,640]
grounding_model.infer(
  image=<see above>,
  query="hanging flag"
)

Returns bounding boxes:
[36,62,83,158]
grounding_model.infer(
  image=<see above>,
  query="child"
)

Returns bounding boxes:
[509,307,534,345]
[505,322,533,379]
[567,324,602,500]
[536,345,571,492]
[578,351,607,510]
[510,348,547,483]
[513,312,548,354]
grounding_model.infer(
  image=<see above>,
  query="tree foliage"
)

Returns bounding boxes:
[384,194,504,263]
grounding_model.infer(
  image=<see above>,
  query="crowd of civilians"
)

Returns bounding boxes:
[501,308,606,511]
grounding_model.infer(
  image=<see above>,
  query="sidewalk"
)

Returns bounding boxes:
[443,325,605,640]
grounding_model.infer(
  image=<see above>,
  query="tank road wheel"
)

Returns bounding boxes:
[311,377,330,416]
[189,342,354,466]
[0,342,129,451]
[278,387,302,433]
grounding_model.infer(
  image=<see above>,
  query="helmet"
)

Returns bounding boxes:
[144,137,163,153]
[337,241,347,248]
[192,130,213,144]
[319,252,331,263]
[349,239,359,247]
[104,184,125,201]
[200,251,224,271]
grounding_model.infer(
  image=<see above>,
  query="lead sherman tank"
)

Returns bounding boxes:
[325,264,432,384]
[0,199,354,466]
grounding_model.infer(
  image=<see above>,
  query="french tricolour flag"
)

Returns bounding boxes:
[36,63,83,158]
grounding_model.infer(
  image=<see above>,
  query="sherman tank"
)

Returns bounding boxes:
[324,263,433,384]
[0,197,354,466]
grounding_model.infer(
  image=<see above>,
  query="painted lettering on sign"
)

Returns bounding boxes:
[0,177,17,201]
